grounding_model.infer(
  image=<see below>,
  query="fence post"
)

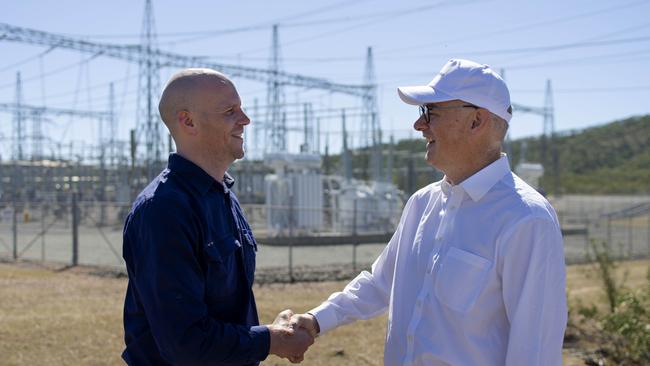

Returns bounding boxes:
[584,219,590,259]
[352,199,358,272]
[12,199,18,261]
[72,192,79,266]
[627,216,633,258]
[41,204,45,262]
[288,192,294,283]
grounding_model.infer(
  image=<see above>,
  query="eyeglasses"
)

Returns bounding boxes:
[419,104,479,123]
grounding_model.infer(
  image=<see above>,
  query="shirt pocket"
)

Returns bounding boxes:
[202,233,242,301]
[434,246,491,313]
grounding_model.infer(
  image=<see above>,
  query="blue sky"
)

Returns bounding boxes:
[1,0,650,160]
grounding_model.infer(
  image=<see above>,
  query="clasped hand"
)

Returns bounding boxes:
[268,309,316,363]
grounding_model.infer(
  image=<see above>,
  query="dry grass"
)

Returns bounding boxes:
[0,259,649,366]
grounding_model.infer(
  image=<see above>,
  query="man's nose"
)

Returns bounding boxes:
[413,115,427,131]
[239,111,251,125]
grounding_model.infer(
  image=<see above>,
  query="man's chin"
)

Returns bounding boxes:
[425,153,440,169]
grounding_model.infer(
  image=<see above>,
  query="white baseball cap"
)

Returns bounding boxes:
[397,59,512,122]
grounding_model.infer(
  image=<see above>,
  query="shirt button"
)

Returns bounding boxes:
[416,300,422,308]
[408,335,414,342]
[234,240,240,246]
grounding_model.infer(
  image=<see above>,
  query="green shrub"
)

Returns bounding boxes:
[601,288,650,364]
[586,241,650,364]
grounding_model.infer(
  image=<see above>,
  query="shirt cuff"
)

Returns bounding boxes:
[310,302,339,335]
[248,325,271,361]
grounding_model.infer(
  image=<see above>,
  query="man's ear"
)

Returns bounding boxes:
[470,108,491,131]
[177,110,197,136]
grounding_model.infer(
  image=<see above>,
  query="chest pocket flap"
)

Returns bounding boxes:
[435,246,491,313]
[203,233,241,263]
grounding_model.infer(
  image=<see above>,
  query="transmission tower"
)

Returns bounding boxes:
[1,17,375,164]
[12,72,23,160]
[31,110,44,160]
[362,47,382,181]
[542,79,559,195]
[0,22,370,96]
[266,24,286,153]
[511,79,559,195]
[341,109,352,182]
[137,0,163,179]
[108,82,117,166]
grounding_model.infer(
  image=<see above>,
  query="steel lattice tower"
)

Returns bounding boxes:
[108,82,117,166]
[12,72,23,160]
[542,79,559,195]
[362,47,382,181]
[137,0,162,179]
[266,24,286,153]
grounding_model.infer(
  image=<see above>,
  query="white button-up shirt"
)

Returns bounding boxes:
[311,155,567,366]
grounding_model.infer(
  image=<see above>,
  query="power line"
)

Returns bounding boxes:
[0,45,57,72]
[368,47,650,83]
[0,52,103,90]
[399,36,650,59]
[223,20,650,65]
[375,0,650,57]
[499,48,650,70]
[227,0,486,56]
[0,22,371,97]
[513,85,650,94]
[55,0,366,43]
[499,19,650,65]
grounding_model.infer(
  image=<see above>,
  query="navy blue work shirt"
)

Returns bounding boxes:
[122,153,270,366]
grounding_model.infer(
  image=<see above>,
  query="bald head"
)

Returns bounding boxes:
[158,68,232,134]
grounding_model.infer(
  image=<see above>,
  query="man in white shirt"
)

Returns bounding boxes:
[289,59,567,365]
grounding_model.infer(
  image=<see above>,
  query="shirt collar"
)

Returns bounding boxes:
[459,154,511,202]
[167,153,235,195]
[220,172,235,192]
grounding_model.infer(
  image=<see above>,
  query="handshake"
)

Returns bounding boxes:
[267,309,321,363]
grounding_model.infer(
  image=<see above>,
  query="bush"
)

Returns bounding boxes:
[586,241,650,364]
[601,288,650,364]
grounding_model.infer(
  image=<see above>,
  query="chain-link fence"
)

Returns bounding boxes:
[2,193,649,281]
[552,195,650,264]
[0,193,400,281]
[0,196,127,268]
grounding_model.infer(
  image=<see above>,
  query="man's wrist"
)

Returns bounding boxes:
[306,312,321,334]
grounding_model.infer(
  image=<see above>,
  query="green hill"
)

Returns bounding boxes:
[326,114,650,195]
[509,114,650,194]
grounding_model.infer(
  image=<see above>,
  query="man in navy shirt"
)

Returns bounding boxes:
[122,68,313,365]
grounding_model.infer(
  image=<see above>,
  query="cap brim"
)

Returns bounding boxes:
[397,85,455,105]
